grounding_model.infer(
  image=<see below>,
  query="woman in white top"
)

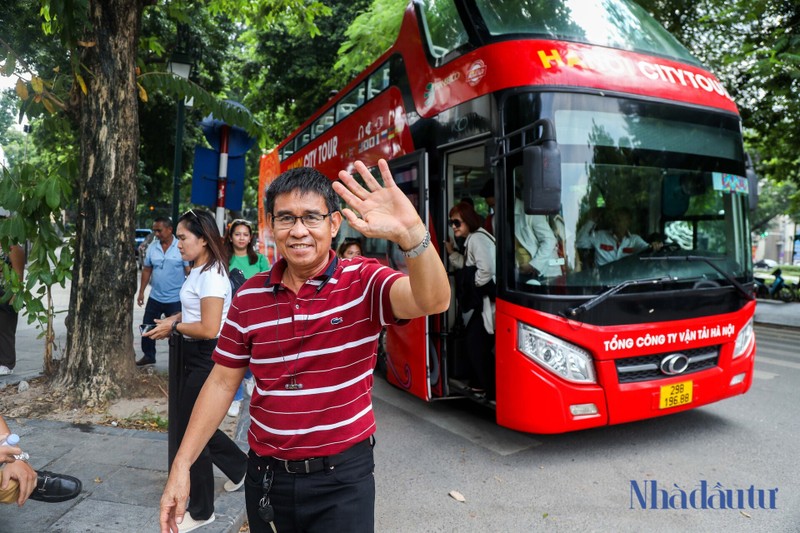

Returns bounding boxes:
[445,201,496,400]
[145,208,246,531]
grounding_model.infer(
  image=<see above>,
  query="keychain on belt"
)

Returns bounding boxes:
[258,466,277,533]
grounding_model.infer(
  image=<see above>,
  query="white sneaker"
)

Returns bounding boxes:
[178,513,215,532]
[0,365,12,375]
[244,376,255,397]
[224,472,246,492]
[226,400,241,418]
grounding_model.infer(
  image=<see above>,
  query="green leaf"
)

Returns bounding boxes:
[26,298,46,314]
[45,176,61,210]
[7,216,26,243]
[2,55,16,76]
[0,170,22,212]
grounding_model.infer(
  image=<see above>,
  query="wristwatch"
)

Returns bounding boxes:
[399,231,430,259]
[171,321,181,334]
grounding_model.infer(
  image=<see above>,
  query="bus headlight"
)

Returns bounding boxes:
[732,318,754,359]
[517,323,596,383]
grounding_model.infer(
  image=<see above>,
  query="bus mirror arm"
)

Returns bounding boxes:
[639,255,755,301]
[523,119,561,215]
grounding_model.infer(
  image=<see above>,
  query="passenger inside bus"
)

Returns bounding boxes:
[454,196,483,252]
[513,188,561,285]
[445,202,496,400]
[576,206,661,267]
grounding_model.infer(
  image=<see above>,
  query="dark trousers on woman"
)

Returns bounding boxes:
[464,311,495,397]
[0,305,18,369]
[178,338,248,521]
[243,439,375,533]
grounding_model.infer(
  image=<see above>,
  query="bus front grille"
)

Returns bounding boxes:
[614,346,720,383]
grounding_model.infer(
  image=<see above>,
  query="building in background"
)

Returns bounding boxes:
[753,215,797,265]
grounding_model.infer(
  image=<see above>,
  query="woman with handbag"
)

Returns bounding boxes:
[145,208,247,532]
[445,201,496,400]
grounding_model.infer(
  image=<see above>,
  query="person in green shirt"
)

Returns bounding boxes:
[224,219,270,417]
[226,219,270,279]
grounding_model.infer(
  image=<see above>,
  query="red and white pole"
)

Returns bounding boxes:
[215,125,230,234]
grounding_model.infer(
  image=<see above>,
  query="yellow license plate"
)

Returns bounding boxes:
[659,380,693,409]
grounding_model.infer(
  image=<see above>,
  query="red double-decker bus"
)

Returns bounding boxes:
[258,0,756,433]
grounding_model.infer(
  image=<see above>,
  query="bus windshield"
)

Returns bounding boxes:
[472,0,699,65]
[503,92,751,295]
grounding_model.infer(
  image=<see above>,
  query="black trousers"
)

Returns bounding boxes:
[464,311,495,395]
[243,440,376,533]
[0,305,18,369]
[178,338,248,520]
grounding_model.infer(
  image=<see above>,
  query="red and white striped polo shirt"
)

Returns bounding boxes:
[213,251,404,460]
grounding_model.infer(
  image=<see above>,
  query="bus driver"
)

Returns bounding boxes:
[576,206,661,267]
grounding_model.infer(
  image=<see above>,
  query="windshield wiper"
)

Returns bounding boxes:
[639,255,754,301]
[561,276,677,319]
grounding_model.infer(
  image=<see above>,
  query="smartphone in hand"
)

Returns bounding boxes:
[139,324,156,335]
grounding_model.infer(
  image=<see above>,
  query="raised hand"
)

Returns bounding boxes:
[334,159,425,250]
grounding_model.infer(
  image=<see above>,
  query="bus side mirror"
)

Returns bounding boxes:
[522,119,561,215]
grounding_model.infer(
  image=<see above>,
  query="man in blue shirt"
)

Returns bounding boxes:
[136,217,188,366]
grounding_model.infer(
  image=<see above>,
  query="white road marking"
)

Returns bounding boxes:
[752,369,779,380]
[756,356,800,371]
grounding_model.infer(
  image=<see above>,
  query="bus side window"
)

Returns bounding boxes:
[312,108,335,139]
[368,62,391,99]
[337,83,366,121]
[280,140,295,161]
[337,103,356,120]
[419,1,468,61]
[297,127,311,149]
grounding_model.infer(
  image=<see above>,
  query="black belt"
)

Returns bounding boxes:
[182,337,218,343]
[252,437,373,474]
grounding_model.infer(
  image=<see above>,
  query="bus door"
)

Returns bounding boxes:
[382,150,439,401]
[443,143,495,395]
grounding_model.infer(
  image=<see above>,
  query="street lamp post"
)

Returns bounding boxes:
[166,49,192,470]
[168,51,193,227]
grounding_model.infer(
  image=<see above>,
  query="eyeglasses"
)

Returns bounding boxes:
[448,219,462,228]
[271,213,332,230]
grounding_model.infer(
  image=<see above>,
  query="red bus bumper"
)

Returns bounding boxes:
[494,302,756,434]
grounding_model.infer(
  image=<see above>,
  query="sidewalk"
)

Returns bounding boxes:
[0,279,249,533]
[1,279,797,531]
[751,298,800,328]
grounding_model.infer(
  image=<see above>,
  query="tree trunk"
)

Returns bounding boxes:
[58,0,145,406]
